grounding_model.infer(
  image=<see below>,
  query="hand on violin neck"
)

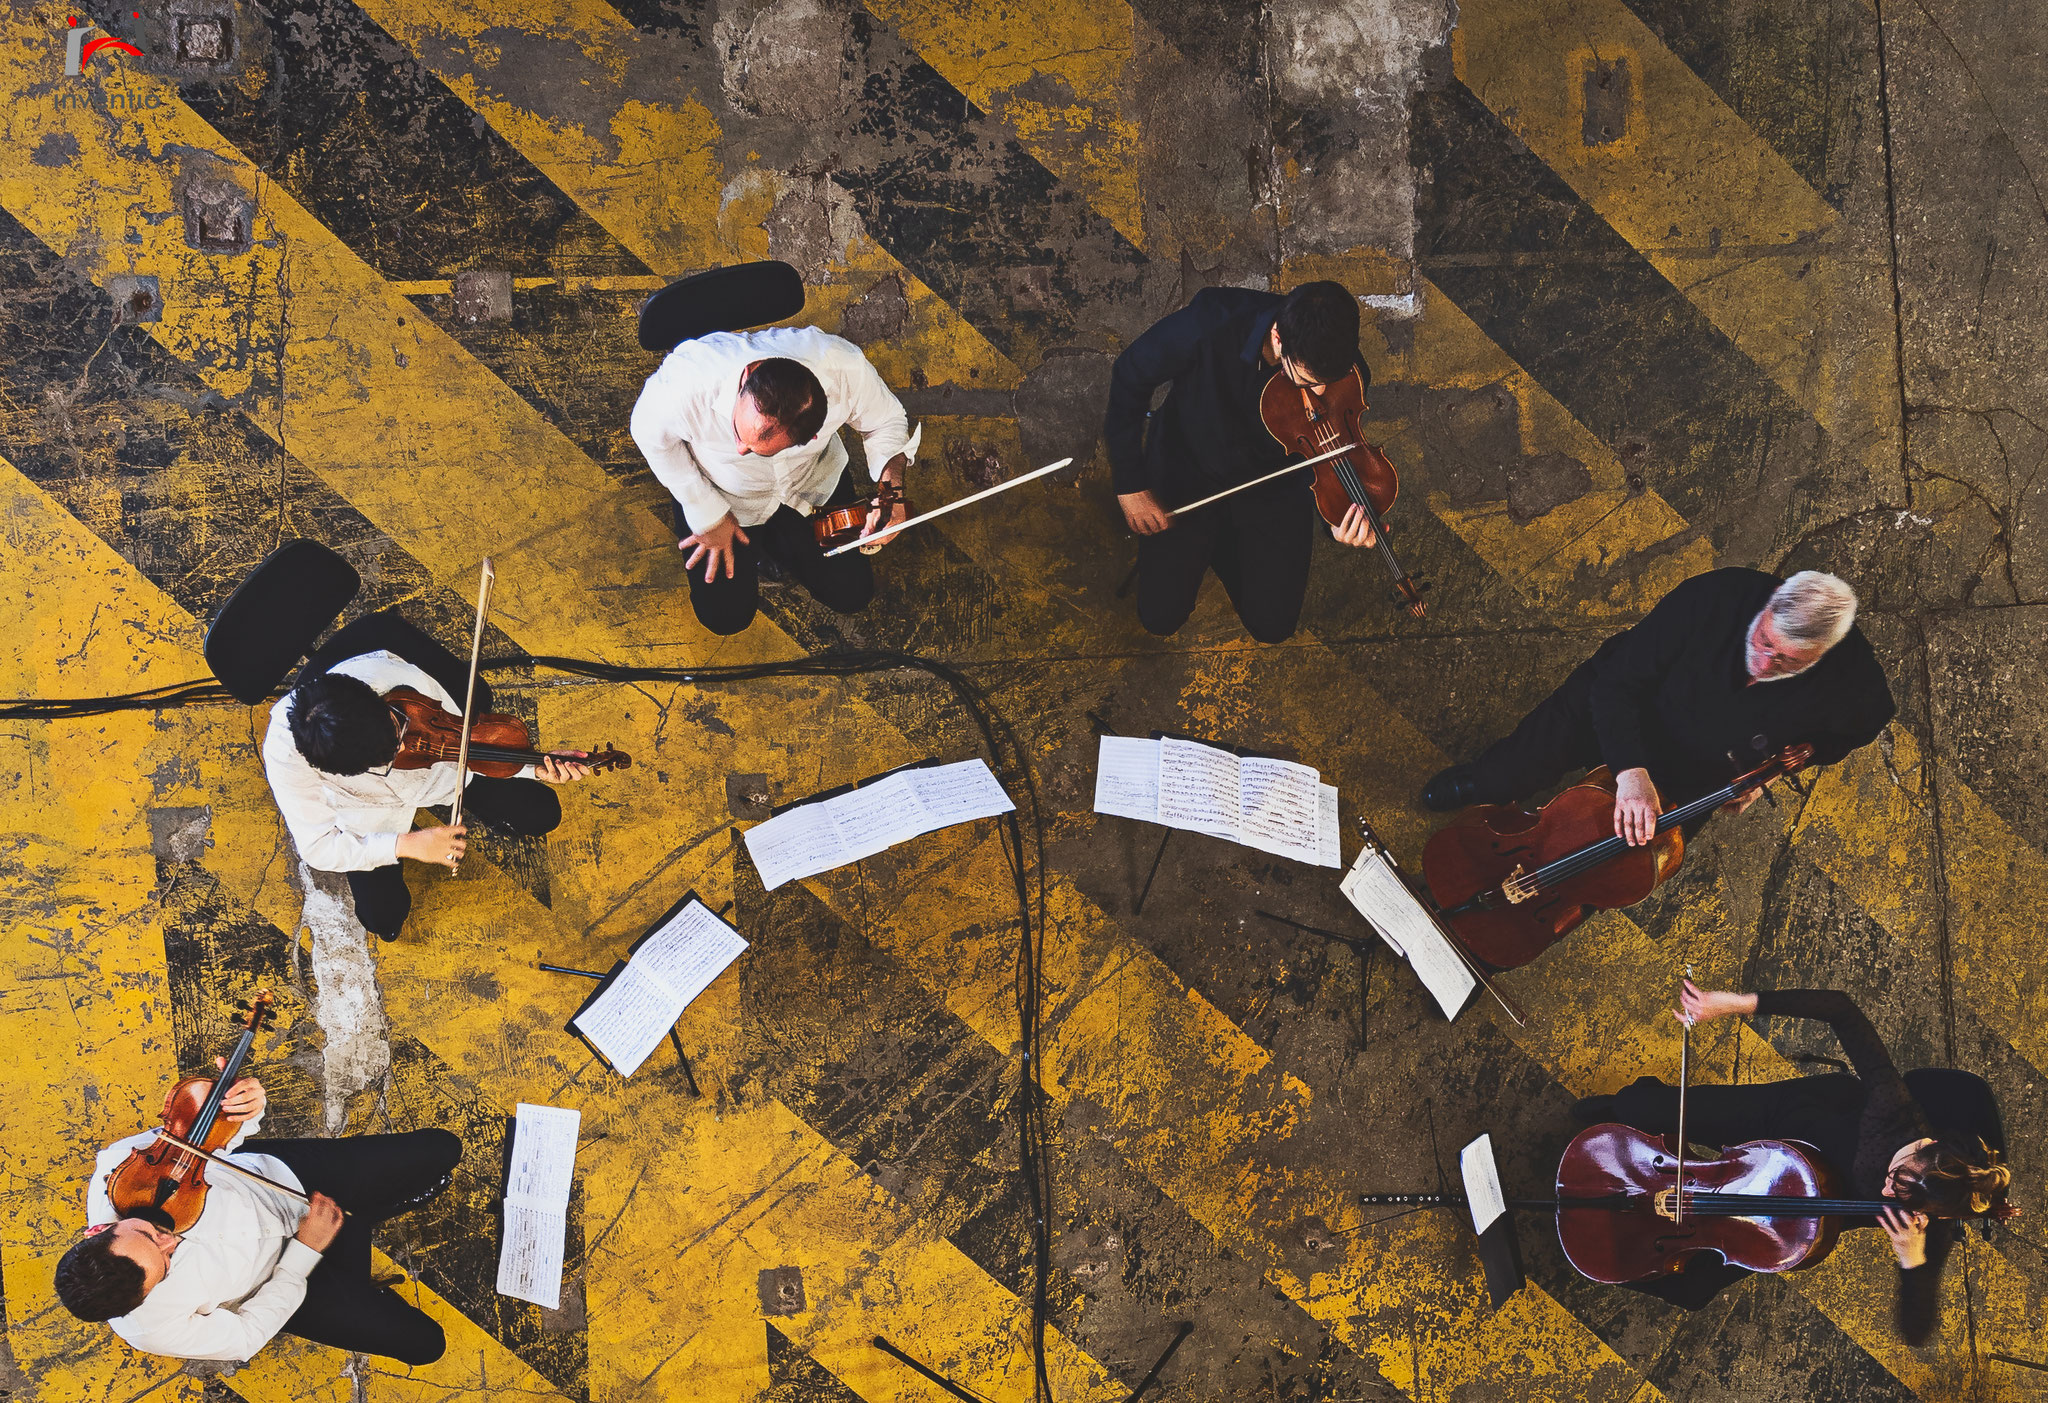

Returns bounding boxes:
[397,823,467,871]
[212,1057,266,1120]
[859,471,909,552]
[679,513,749,583]
[1612,768,1663,845]
[1675,979,1758,1028]
[1877,1204,1929,1268]
[1332,502,1378,549]
[1117,489,1172,536]
[535,754,592,785]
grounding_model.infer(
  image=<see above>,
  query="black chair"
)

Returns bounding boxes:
[205,541,487,711]
[636,261,805,353]
[1904,1067,2007,1154]
[204,539,360,705]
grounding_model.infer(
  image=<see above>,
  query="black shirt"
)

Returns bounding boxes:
[1748,990,1948,1343]
[1585,568,1895,797]
[1102,287,1370,504]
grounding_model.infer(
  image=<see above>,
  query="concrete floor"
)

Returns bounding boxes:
[2,0,2045,1400]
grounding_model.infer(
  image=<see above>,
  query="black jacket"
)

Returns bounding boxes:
[1103,287,1370,504]
[1585,568,1895,796]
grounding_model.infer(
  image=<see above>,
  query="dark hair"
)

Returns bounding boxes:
[55,1229,148,1322]
[289,672,399,776]
[1896,1137,2013,1218]
[1273,280,1361,384]
[739,358,827,444]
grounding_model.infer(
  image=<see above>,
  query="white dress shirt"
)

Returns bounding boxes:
[87,1110,322,1362]
[629,326,914,534]
[262,651,528,874]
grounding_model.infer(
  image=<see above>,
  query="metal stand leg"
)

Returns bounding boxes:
[1134,827,1173,916]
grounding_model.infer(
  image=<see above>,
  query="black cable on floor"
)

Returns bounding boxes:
[0,647,1058,1399]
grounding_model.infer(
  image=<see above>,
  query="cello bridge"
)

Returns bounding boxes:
[1502,864,1534,903]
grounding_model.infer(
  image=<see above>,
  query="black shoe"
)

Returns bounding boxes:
[1421,764,1481,812]
[1570,1095,1617,1124]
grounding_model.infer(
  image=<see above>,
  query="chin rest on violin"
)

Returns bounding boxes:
[812,477,908,554]
[386,687,631,776]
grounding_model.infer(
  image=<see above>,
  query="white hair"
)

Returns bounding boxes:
[1767,571,1858,649]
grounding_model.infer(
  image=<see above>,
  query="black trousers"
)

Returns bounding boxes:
[346,775,562,939]
[678,473,875,636]
[1136,480,1315,644]
[1463,661,1606,804]
[246,1130,464,1365]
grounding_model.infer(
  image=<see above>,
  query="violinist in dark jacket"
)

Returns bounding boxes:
[1423,568,1896,841]
[1572,980,2017,1342]
[1103,281,1380,644]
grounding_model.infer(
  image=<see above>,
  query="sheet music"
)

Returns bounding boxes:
[1460,1133,1507,1235]
[1238,756,1323,863]
[742,801,847,891]
[1155,738,1244,843]
[1340,842,1477,1020]
[907,759,1016,829]
[630,900,751,1007]
[1318,784,1341,868]
[1092,736,1160,822]
[827,770,925,861]
[497,1103,579,1310]
[570,899,748,1077]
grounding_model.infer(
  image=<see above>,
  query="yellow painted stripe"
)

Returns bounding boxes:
[0,30,718,667]
[351,0,1019,393]
[1792,726,2048,1079]
[368,843,1123,1403]
[1374,278,1717,616]
[860,0,1148,246]
[0,458,206,1403]
[1452,0,1897,462]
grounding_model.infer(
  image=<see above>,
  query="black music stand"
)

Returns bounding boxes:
[637,261,805,353]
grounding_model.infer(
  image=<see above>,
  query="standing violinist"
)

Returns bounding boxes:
[1104,281,1380,644]
[1422,569,1895,837]
[54,1068,464,1364]
[1570,979,2015,1341]
[263,614,593,942]
[631,329,916,637]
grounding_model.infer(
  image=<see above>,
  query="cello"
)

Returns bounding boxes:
[1258,366,1427,618]
[106,993,323,1232]
[1361,978,2014,1291]
[1420,744,1814,970]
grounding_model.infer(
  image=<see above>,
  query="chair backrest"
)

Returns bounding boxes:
[1904,1067,2007,1154]
[204,540,360,704]
[637,261,805,352]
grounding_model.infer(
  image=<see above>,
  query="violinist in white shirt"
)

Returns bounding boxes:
[630,326,916,636]
[55,1070,463,1364]
[263,648,591,941]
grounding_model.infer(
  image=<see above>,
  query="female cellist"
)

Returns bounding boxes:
[1572,978,2015,1342]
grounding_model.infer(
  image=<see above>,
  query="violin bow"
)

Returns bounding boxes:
[152,1131,348,1218]
[1675,964,1694,1225]
[1166,440,1359,519]
[822,455,1073,557]
[447,557,496,838]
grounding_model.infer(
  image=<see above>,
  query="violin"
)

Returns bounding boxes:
[1420,744,1814,970]
[812,478,908,555]
[387,687,631,778]
[108,993,275,1232]
[1258,367,1427,618]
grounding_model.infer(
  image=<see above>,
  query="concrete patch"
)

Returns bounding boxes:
[148,804,213,862]
[296,861,392,1133]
